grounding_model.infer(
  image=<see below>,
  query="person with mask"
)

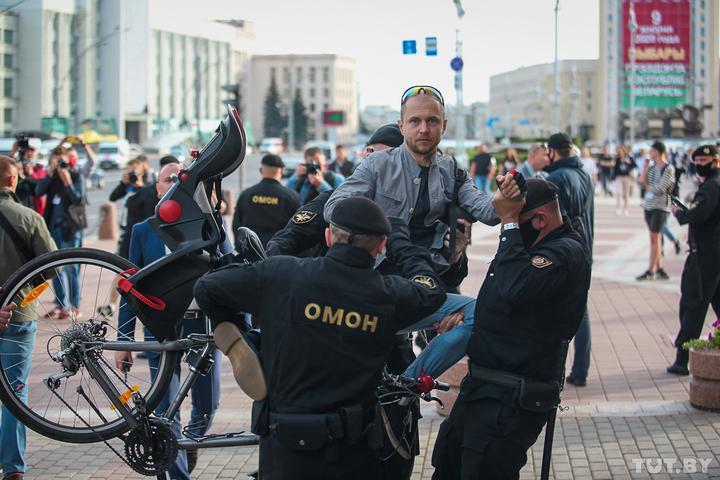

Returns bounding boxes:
[431,178,591,479]
[666,145,720,375]
[544,132,595,387]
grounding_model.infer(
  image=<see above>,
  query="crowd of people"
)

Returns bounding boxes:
[0,83,719,480]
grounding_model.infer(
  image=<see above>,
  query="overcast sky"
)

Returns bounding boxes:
[158,0,600,108]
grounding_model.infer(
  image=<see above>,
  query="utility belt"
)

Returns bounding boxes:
[256,403,383,462]
[469,363,560,412]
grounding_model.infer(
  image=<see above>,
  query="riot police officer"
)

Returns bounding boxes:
[432,178,591,479]
[194,196,446,480]
[667,144,720,375]
[232,154,300,248]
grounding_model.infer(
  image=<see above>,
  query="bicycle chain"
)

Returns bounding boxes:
[47,385,133,469]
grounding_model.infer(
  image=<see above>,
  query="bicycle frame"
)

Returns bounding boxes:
[94,316,260,451]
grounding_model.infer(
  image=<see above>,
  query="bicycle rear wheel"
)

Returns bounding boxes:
[0,248,178,443]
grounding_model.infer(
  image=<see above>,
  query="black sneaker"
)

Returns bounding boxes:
[655,269,670,280]
[565,374,587,387]
[666,363,689,376]
[636,270,655,281]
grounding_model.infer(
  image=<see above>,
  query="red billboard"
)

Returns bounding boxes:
[622,0,691,109]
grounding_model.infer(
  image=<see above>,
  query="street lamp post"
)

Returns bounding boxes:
[453,0,465,162]
[628,2,638,145]
[551,0,560,133]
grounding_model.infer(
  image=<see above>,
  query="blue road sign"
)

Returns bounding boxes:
[425,37,438,56]
[487,116,500,127]
[450,56,464,72]
[519,119,530,125]
[402,40,417,55]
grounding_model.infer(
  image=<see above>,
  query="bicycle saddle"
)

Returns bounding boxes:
[235,227,267,263]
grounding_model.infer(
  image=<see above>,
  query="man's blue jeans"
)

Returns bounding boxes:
[147,319,221,480]
[569,306,591,379]
[399,294,476,379]
[474,175,492,194]
[50,227,82,309]
[0,321,37,475]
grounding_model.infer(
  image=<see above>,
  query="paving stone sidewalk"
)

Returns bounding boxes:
[9,195,720,479]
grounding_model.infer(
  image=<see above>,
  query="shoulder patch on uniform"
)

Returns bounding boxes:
[412,275,437,289]
[292,211,317,224]
[531,256,553,269]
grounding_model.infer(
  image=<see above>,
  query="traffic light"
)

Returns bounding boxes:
[221,83,242,116]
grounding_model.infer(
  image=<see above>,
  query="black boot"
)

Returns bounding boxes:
[666,348,689,375]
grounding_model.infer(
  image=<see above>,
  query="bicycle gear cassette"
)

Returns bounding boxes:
[124,418,178,476]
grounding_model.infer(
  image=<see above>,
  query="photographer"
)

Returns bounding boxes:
[36,146,85,319]
[11,136,46,214]
[286,146,345,203]
[109,158,145,203]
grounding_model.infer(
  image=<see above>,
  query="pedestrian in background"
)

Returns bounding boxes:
[667,145,720,375]
[580,147,598,194]
[501,147,519,175]
[468,143,496,194]
[598,145,615,197]
[232,154,300,248]
[36,146,86,320]
[637,141,675,281]
[544,132,595,387]
[287,147,345,203]
[0,155,57,480]
[518,143,549,180]
[614,144,636,215]
[328,144,355,178]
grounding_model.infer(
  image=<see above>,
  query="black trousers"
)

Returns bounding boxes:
[259,434,382,480]
[432,380,547,480]
[675,250,720,349]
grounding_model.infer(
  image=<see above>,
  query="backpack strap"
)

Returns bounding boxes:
[0,208,32,262]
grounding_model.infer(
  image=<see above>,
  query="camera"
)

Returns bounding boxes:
[58,160,69,169]
[303,163,319,175]
[15,134,29,163]
[128,171,140,183]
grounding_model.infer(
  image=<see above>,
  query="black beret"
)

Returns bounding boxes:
[367,124,404,148]
[330,197,391,235]
[692,144,718,159]
[261,154,285,168]
[159,155,180,166]
[547,132,573,150]
[651,141,666,154]
[521,179,559,213]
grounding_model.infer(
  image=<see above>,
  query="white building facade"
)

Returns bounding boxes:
[250,54,358,145]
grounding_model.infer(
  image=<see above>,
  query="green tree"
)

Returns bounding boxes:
[292,88,309,149]
[263,75,284,138]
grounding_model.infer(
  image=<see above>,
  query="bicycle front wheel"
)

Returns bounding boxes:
[0,248,178,443]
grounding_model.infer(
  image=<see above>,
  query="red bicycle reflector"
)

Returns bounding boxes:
[158,200,182,223]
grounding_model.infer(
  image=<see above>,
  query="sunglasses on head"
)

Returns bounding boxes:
[401,85,445,106]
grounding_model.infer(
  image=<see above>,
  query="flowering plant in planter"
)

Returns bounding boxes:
[683,319,720,351]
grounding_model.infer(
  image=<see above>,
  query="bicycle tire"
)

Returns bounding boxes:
[0,248,178,443]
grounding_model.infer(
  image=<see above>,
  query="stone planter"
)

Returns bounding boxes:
[689,348,720,412]
[435,357,468,416]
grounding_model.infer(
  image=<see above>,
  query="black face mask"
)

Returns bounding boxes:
[695,162,716,178]
[519,216,540,248]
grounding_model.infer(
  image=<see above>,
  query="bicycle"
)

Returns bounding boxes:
[0,106,449,478]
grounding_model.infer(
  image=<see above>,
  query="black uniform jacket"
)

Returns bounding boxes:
[232,178,301,248]
[675,170,720,250]
[195,228,447,413]
[467,220,591,393]
[266,191,331,258]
